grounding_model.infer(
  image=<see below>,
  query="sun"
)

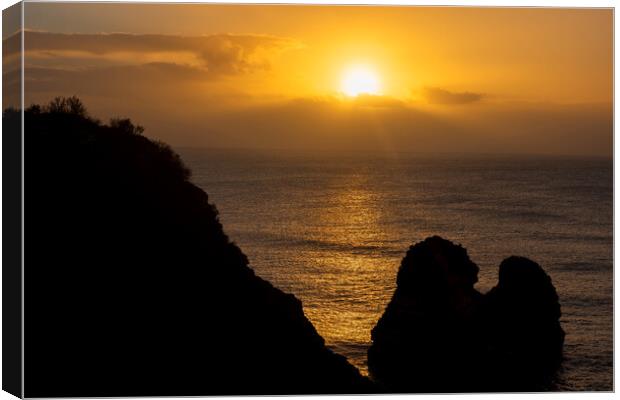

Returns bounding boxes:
[341,66,381,97]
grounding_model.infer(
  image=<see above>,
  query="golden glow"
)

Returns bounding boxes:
[20,5,613,156]
[341,66,381,97]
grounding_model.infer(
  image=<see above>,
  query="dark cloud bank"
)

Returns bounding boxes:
[7,30,299,73]
[422,87,485,105]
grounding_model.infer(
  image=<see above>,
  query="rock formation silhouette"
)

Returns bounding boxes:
[368,236,565,392]
[16,98,371,397]
[368,236,485,392]
[15,97,565,396]
[482,256,565,391]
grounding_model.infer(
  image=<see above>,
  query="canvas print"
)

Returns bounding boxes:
[2,3,613,397]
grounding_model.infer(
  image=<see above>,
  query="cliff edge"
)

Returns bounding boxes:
[17,99,370,397]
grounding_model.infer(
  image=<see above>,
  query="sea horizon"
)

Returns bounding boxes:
[173,145,613,161]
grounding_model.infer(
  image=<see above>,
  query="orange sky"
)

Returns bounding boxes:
[5,4,614,156]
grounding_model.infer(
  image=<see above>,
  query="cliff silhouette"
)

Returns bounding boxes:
[16,98,564,396]
[17,97,371,397]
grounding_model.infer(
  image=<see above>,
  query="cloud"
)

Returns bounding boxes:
[6,30,302,74]
[171,96,455,153]
[422,87,484,105]
[349,94,407,108]
[167,97,611,158]
[8,30,303,107]
[20,63,210,98]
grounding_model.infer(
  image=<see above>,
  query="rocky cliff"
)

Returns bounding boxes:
[18,100,370,397]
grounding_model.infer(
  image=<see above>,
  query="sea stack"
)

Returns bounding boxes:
[367,236,485,392]
[368,237,564,392]
[482,256,565,390]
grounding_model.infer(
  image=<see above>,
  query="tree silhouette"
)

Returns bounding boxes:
[109,117,145,135]
[46,96,87,116]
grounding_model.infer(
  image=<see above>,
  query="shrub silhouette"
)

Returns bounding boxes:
[109,117,145,135]
[17,98,370,397]
[46,95,88,116]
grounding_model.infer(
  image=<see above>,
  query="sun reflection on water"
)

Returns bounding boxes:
[300,178,400,373]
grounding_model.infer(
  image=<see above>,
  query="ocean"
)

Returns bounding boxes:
[178,148,613,391]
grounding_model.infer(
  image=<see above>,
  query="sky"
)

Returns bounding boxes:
[5,4,614,156]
